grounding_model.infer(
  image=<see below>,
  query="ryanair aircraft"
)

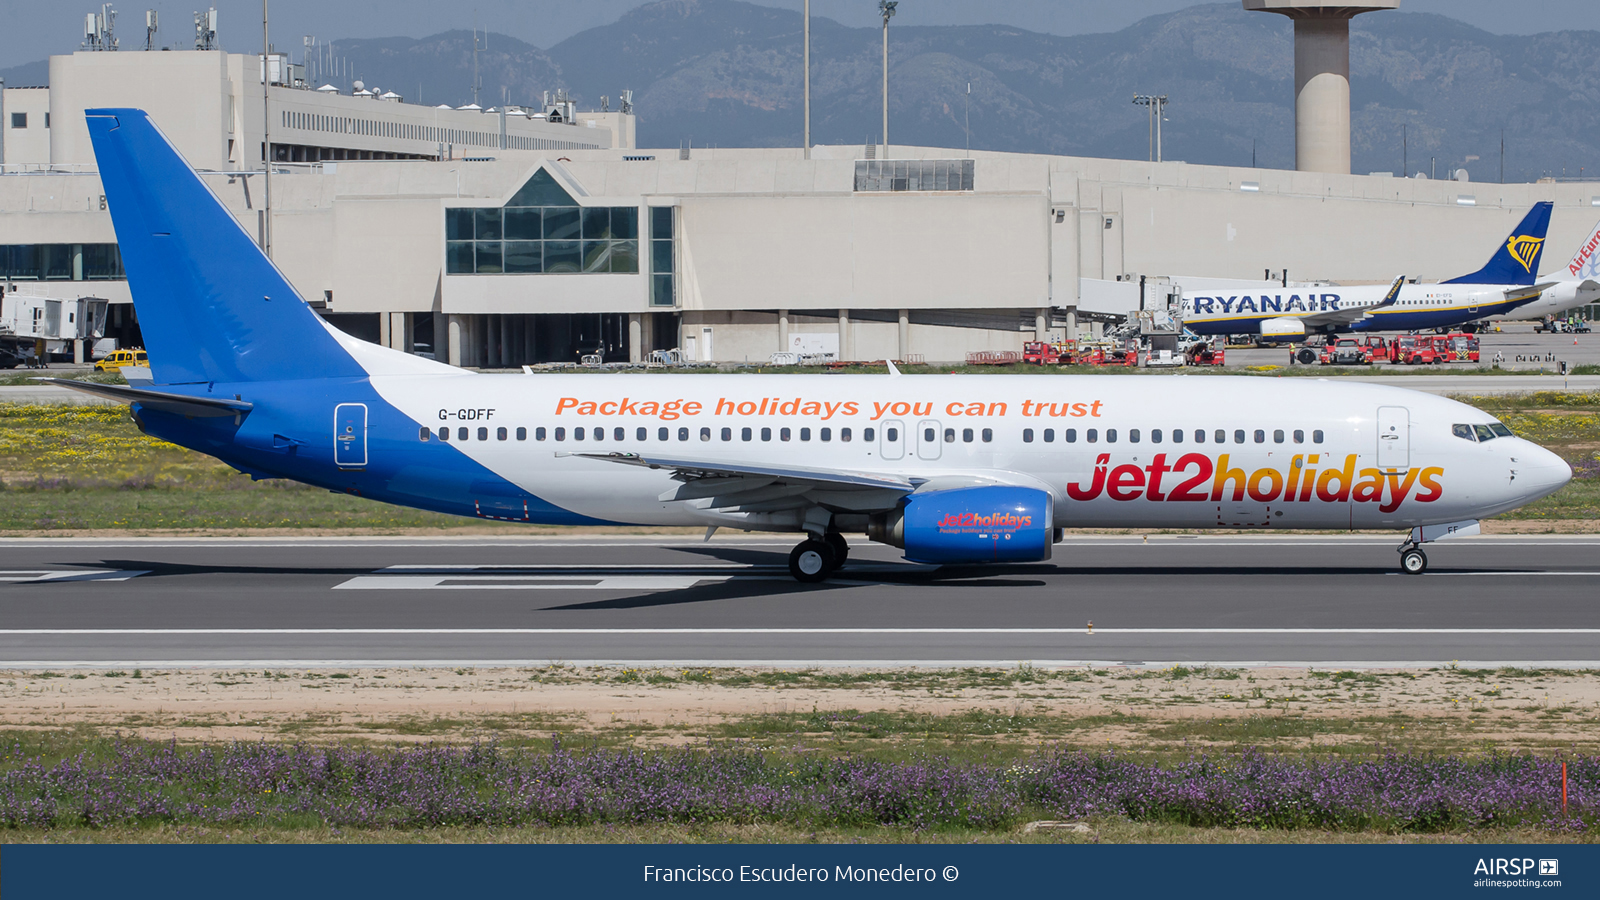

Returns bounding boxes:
[50,109,1572,581]
[1181,202,1555,340]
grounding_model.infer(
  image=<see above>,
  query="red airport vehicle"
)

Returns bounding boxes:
[1184,342,1226,366]
[1077,339,1140,367]
[1434,332,1480,363]
[1318,338,1371,366]
[1390,334,1438,365]
[1357,335,1392,363]
[1022,341,1076,365]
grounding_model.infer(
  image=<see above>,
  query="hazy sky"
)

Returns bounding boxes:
[2,0,1598,69]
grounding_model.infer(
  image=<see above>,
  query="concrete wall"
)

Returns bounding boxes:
[2,88,52,166]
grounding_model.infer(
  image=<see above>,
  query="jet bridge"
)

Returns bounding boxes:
[0,288,110,367]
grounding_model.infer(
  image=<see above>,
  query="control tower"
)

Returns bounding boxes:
[1243,1,1400,175]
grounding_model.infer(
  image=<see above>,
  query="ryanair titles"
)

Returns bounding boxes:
[1182,294,1343,317]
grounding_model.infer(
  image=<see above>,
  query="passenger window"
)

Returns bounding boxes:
[459,427,469,441]
[841,428,852,442]
[1087,429,1098,443]
[1474,424,1495,442]
[638,427,649,441]
[1233,430,1245,444]
[741,427,752,441]
[1253,430,1264,444]
[1453,424,1476,441]
[944,428,955,443]
[574,427,585,441]
[1293,429,1304,444]
[821,427,832,442]
[721,428,732,441]
[554,427,566,441]
[614,427,624,441]
[963,428,974,443]
[679,427,690,441]
[981,428,993,442]
[657,427,668,441]
[700,427,711,441]
[1195,430,1205,443]
[1023,428,1034,443]
[1129,429,1140,443]
[517,427,527,441]
[1107,429,1118,443]
[1065,428,1077,443]
[1313,430,1324,444]
[884,427,895,442]
[419,427,430,442]
[1151,429,1161,444]
[923,427,935,443]
[800,427,811,441]
[535,427,546,441]
[1172,429,1183,444]
[497,427,508,441]
[760,427,771,441]
[1273,430,1284,444]
[1214,430,1225,443]
[781,427,792,441]
[1044,428,1055,443]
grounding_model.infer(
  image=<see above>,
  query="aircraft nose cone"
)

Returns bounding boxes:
[1514,442,1571,502]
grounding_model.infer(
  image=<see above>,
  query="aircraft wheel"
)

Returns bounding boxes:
[1296,349,1317,365]
[825,532,849,565]
[1400,549,1428,575]
[789,539,836,583]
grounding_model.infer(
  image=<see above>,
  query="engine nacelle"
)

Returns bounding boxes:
[868,486,1053,564]
[1259,317,1307,342]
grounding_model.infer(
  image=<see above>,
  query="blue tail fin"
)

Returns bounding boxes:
[1442,201,1553,286]
[86,108,363,385]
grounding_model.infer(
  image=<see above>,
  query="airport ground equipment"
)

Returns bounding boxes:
[94,348,149,373]
[965,350,1022,366]
[1022,341,1075,365]
[1319,338,1371,366]
[1183,342,1226,366]
[0,291,109,368]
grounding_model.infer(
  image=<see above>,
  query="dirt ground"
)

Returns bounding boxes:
[6,665,1598,753]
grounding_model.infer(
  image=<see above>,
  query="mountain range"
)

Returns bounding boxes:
[5,1,1599,180]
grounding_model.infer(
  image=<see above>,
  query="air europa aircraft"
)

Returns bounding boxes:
[1180,202,1555,340]
[50,109,1573,581]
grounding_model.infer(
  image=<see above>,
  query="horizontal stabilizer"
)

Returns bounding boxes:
[36,378,253,419]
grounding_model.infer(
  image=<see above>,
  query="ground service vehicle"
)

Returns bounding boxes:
[1183,342,1226,366]
[1435,333,1480,363]
[1319,339,1370,366]
[94,348,149,372]
[1023,342,1075,365]
[1391,335,1439,365]
[50,108,1573,581]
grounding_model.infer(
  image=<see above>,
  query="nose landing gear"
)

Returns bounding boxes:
[1399,547,1428,575]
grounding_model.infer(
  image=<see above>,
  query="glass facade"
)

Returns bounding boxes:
[854,159,974,192]
[446,170,638,275]
[650,206,675,307]
[0,244,124,281]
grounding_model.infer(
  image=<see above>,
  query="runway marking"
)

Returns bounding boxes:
[4,627,1600,635]
[0,569,149,584]
[334,575,743,591]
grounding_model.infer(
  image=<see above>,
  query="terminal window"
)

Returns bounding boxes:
[445,169,638,275]
[854,159,974,192]
[0,243,124,281]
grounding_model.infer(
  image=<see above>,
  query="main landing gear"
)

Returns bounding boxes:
[789,533,849,583]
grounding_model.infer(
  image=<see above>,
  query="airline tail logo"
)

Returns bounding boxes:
[1569,222,1600,279]
[1507,235,1544,273]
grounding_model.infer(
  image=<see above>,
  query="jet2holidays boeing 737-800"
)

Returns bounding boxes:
[1180,202,1557,340]
[47,109,1574,581]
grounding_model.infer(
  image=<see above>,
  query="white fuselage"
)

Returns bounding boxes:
[364,370,1570,533]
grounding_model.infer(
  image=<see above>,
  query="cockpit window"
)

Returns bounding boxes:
[1473,424,1496,442]
[1490,423,1513,438]
[1452,424,1476,441]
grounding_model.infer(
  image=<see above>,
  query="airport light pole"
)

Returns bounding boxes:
[262,0,272,258]
[879,0,896,159]
[1132,94,1168,162]
[803,0,810,159]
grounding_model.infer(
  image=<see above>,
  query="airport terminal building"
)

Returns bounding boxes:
[4,46,1600,366]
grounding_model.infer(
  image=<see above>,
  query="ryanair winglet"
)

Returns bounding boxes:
[1375,275,1406,308]
[85,108,364,386]
[1442,201,1553,286]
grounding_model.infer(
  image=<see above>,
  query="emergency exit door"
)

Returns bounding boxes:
[1376,406,1409,469]
[880,420,905,460]
[916,420,942,460]
[335,403,368,468]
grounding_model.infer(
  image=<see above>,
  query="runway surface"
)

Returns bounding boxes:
[2,534,1598,668]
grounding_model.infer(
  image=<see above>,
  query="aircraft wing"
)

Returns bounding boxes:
[35,378,254,419]
[560,451,914,512]
[1299,275,1406,327]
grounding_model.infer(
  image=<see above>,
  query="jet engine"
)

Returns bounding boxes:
[868,486,1053,564]
[1259,317,1308,341]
